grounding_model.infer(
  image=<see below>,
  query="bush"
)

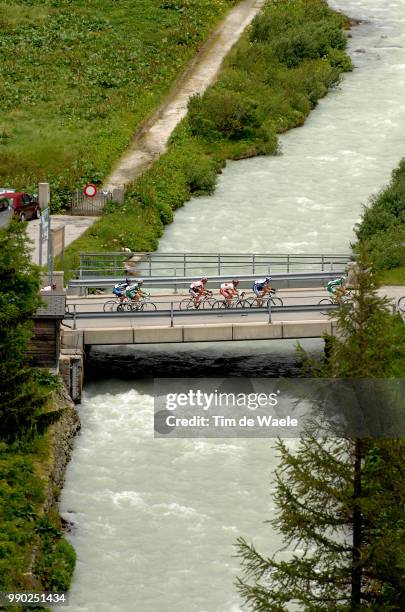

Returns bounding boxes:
[355,158,405,272]
[188,91,261,140]
[359,229,405,271]
[183,156,217,194]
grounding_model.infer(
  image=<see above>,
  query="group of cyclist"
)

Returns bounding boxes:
[111,274,348,308]
[113,278,148,305]
[190,276,276,307]
[112,276,276,308]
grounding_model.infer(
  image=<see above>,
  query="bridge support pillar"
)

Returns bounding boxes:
[59,349,84,403]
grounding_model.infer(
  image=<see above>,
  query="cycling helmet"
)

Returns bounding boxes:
[201,277,208,282]
[138,278,144,284]
[232,279,239,285]
[265,276,272,282]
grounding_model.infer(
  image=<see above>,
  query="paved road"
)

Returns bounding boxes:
[64,286,404,329]
[27,215,96,264]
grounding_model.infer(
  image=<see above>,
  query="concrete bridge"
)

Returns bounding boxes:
[31,253,404,402]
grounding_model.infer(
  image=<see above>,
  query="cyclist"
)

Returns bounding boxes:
[113,278,130,304]
[125,279,148,305]
[189,277,210,306]
[252,276,273,307]
[326,276,347,301]
[220,279,240,307]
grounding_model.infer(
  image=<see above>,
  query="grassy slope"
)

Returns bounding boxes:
[355,158,405,285]
[0,0,237,208]
[59,0,352,277]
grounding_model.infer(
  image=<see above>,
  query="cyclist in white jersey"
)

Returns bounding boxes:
[189,277,209,306]
[220,279,239,307]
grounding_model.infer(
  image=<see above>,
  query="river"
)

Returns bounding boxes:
[159,0,405,254]
[59,1,405,611]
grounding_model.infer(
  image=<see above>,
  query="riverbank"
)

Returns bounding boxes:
[59,0,352,277]
[355,157,405,284]
[0,0,238,209]
[0,380,80,606]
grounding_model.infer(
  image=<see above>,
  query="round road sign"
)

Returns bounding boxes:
[84,183,97,198]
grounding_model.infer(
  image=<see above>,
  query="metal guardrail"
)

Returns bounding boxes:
[77,252,352,278]
[65,302,339,329]
[68,271,347,291]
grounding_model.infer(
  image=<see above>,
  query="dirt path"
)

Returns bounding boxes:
[105,0,265,191]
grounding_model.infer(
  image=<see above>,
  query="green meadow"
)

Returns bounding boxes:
[0,0,237,208]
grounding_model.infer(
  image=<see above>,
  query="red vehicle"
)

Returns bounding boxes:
[0,191,40,221]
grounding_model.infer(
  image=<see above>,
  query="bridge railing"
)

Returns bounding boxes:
[65,301,339,329]
[77,252,352,279]
[68,271,347,294]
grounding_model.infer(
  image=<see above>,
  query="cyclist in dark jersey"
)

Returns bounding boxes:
[252,277,273,307]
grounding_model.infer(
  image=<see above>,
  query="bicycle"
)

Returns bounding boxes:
[103,298,126,312]
[179,291,215,311]
[211,291,250,309]
[247,289,283,309]
[121,294,157,312]
[318,289,353,316]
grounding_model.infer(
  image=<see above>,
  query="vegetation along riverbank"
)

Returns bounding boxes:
[0,222,80,608]
[0,0,239,208]
[59,0,352,276]
[355,158,405,284]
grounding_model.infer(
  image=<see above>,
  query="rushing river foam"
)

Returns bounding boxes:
[60,1,405,610]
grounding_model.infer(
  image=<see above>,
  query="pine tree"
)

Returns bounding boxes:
[236,260,405,610]
[0,221,48,440]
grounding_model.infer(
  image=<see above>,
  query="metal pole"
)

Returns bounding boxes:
[183,253,186,277]
[174,269,178,295]
[149,254,152,277]
[73,304,77,330]
[38,222,42,268]
[287,254,290,273]
[321,255,325,272]
[218,254,221,275]
[170,301,174,327]
[268,299,272,324]
[47,218,53,284]
[252,254,255,275]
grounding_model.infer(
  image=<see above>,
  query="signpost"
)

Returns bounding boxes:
[83,183,97,198]
[39,206,50,268]
[51,225,65,266]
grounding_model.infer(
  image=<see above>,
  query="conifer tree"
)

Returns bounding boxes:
[0,221,48,440]
[236,260,405,610]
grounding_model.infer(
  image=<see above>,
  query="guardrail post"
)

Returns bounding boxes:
[218,254,221,275]
[148,254,152,277]
[252,254,255,275]
[321,255,325,272]
[173,269,178,294]
[183,253,186,277]
[287,254,290,273]
[170,301,174,327]
[73,304,77,330]
[268,299,272,324]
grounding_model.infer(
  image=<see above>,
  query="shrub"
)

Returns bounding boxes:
[359,229,405,271]
[188,91,261,140]
[183,156,217,194]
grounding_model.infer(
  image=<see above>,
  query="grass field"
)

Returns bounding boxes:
[0,0,237,208]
